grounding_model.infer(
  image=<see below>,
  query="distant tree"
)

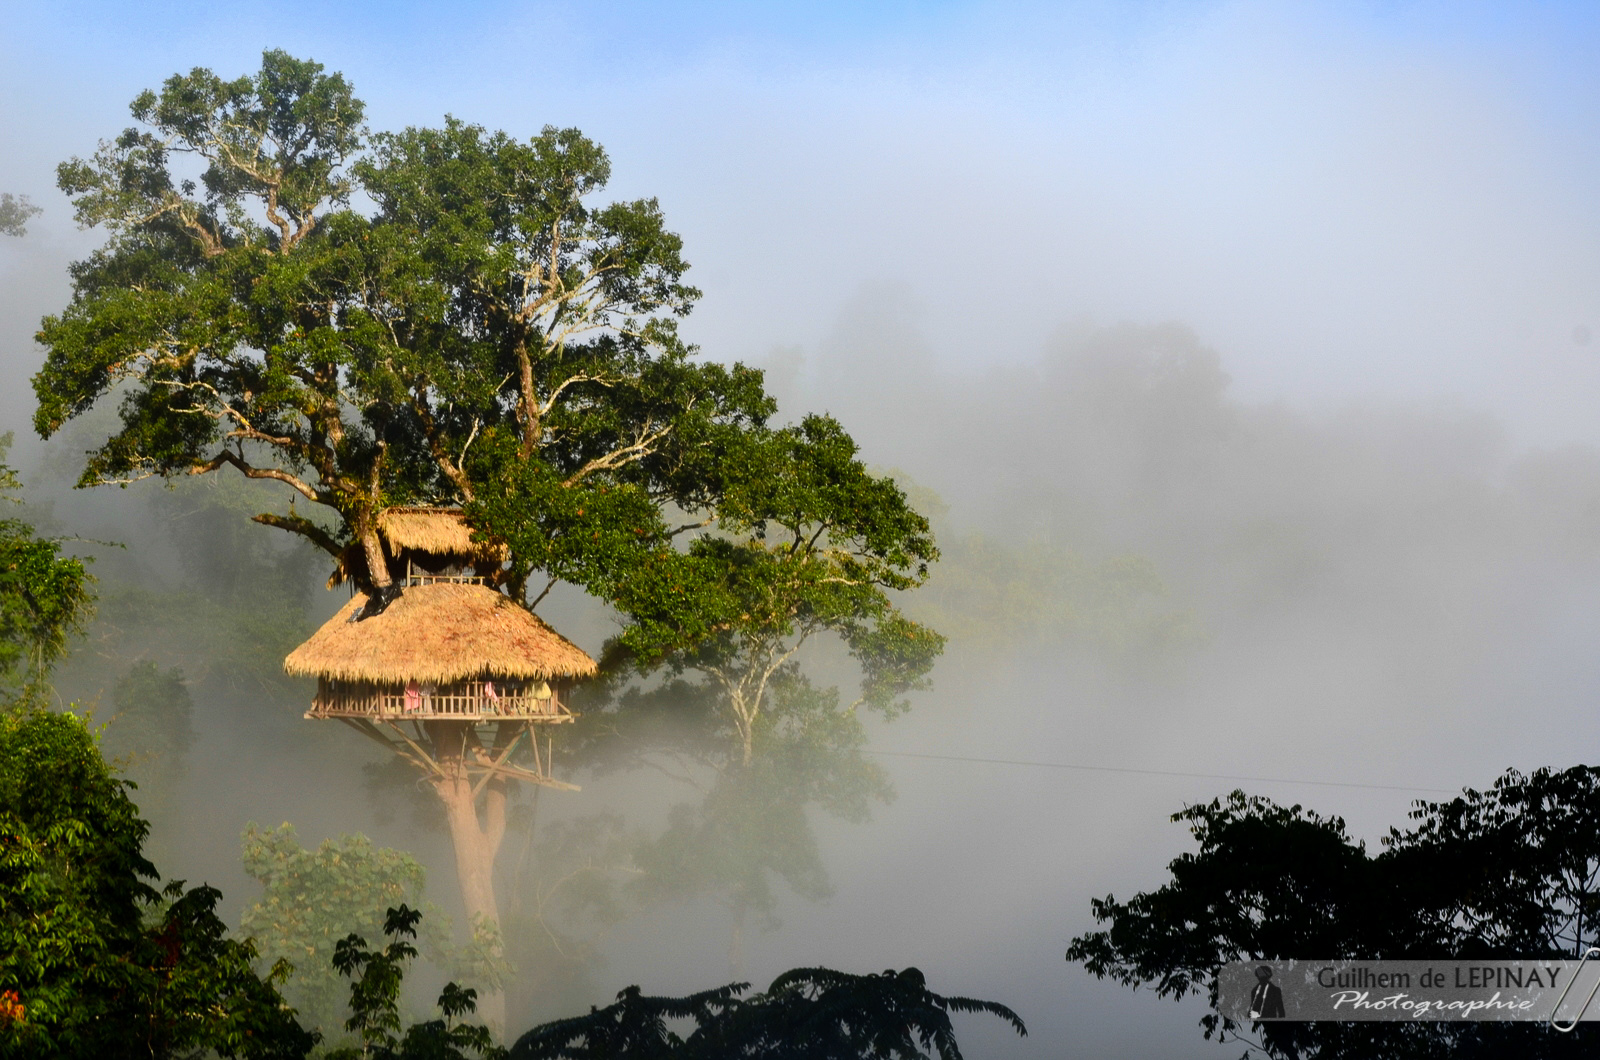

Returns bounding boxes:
[68,474,322,700]
[581,672,889,972]
[107,660,194,764]
[500,417,941,972]
[0,193,39,237]
[240,824,477,1041]
[97,661,195,865]
[1066,768,1600,1059]
[510,965,1025,1060]
[494,809,637,1020]
[0,709,315,1058]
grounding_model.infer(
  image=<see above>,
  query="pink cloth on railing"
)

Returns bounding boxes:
[404,680,421,712]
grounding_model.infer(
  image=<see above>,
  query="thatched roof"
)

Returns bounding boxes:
[377,507,505,559]
[284,582,597,685]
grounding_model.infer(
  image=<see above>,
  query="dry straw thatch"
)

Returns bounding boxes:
[377,507,506,558]
[285,582,598,685]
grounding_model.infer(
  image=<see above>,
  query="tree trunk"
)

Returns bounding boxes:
[359,522,393,589]
[429,721,507,1034]
[437,770,500,925]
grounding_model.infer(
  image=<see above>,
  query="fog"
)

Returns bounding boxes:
[7,2,1600,1056]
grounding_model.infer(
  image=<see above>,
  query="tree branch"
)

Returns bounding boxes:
[251,511,343,557]
[190,449,322,503]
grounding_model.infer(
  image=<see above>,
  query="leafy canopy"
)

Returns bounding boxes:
[37,47,941,736]
[240,823,455,1040]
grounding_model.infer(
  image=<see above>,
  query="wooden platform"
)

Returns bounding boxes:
[327,715,581,792]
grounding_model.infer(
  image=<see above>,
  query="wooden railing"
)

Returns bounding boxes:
[310,680,571,721]
[403,573,487,586]
[402,560,488,587]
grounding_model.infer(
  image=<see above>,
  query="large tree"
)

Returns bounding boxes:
[35,50,943,1024]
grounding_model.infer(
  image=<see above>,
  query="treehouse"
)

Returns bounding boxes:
[284,507,597,790]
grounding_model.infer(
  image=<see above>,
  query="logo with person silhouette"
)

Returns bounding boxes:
[1250,965,1286,1019]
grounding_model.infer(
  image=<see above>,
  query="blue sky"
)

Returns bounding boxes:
[7,1,1600,444]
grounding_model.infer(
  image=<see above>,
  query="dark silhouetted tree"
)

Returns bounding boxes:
[1067,768,1600,1059]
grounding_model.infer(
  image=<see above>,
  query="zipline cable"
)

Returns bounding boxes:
[861,749,1456,795]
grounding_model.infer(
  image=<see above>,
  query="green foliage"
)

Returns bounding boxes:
[0,709,314,1058]
[510,983,742,1060]
[325,905,505,1060]
[509,966,1025,1060]
[546,414,944,723]
[0,194,39,237]
[39,51,948,1018]
[1066,767,1600,1058]
[38,53,940,713]
[0,435,93,691]
[239,823,457,1039]
[34,50,766,600]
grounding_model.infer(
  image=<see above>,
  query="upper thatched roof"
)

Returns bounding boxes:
[377,507,505,559]
[284,582,598,685]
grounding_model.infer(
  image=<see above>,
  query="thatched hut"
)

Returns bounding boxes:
[329,506,509,589]
[288,582,597,720]
[289,508,595,722]
[283,505,595,1030]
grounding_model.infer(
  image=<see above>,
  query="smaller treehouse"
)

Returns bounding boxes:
[284,508,596,951]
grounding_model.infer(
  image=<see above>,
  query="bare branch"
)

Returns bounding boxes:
[528,576,559,611]
[252,511,343,557]
[561,421,673,487]
[190,448,322,503]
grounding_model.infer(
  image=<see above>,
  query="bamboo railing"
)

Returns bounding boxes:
[309,679,572,721]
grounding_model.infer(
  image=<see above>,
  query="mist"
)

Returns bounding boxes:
[7,2,1600,1056]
